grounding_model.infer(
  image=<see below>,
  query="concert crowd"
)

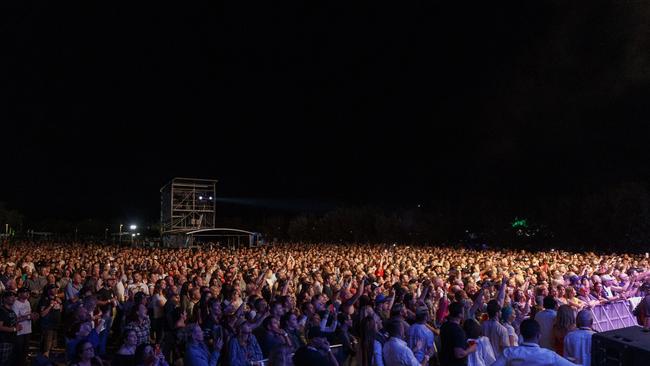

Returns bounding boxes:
[0,240,649,366]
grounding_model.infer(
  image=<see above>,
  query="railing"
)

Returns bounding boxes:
[589,299,638,332]
[250,344,343,366]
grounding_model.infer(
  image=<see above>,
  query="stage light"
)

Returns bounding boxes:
[199,196,203,200]
[131,233,136,237]
[209,196,213,200]
[130,225,137,230]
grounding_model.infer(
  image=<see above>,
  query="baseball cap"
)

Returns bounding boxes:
[2,291,17,298]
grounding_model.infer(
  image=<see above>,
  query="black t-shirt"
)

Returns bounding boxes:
[292,346,330,366]
[97,287,115,313]
[0,306,18,343]
[439,320,468,366]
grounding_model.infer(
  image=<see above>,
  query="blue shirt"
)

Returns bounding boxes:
[185,342,220,366]
[227,336,263,366]
[407,323,435,362]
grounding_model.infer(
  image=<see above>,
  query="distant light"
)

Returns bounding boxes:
[129,225,137,230]
[208,196,213,200]
[199,196,203,200]
[131,233,136,237]
[136,233,140,236]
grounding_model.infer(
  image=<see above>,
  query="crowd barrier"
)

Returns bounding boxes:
[250,344,343,366]
[589,299,638,332]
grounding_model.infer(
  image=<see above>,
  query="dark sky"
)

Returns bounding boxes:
[2,1,650,222]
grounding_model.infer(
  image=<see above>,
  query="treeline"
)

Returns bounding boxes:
[2,182,650,249]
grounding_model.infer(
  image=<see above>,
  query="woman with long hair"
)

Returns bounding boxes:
[552,304,576,355]
[357,315,383,366]
[112,330,137,366]
[70,340,104,366]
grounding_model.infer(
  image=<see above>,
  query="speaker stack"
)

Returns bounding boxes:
[592,326,650,366]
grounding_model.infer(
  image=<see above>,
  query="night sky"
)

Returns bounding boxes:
[2,1,650,223]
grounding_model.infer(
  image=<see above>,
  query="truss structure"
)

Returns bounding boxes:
[160,177,217,234]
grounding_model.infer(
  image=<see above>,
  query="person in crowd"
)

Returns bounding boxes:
[134,343,169,366]
[439,302,476,366]
[491,319,577,366]
[70,340,105,366]
[463,318,496,366]
[358,315,384,366]
[39,283,63,358]
[12,287,34,366]
[552,305,576,355]
[563,310,595,366]
[227,322,263,366]
[0,291,20,366]
[66,321,102,363]
[113,330,138,366]
[407,306,435,363]
[293,326,340,366]
[534,296,557,350]
[481,299,509,356]
[124,303,151,346]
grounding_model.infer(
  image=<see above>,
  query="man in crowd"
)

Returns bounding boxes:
[534,296,557,349]
[492,319,577,366]
[564,310,595,366]
[440,302,476,366]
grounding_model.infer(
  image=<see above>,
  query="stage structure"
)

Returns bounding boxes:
[160,177,263,248]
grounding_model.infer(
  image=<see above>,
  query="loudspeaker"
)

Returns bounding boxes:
[592,326,650,366]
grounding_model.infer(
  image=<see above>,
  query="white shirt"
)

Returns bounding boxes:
[534,309,557,349]
[492,342,577,366]
[12,299,32,335]
[481,318,510,356]
[504,323,518,346]
[467,336,496,366]
[383,337,420,366]
[563,328,594,366]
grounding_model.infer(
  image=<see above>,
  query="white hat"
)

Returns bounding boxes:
[601,275,614,282]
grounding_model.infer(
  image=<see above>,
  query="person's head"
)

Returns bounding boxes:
[338,313,353,329]
[17,287,30,301]
[188,323,203,343]
[270,345,293,366]
[385,319,404,339]
[124,330,138,347]
[486,299,501,319]
[281,312,298,330]
[263,316,280,333]
[565,286,576,299]
[501,306,515,324]
[554,305,576,332]
[463,318,482,339]
[2,291,17,307]
[307,325,327,344]
[137,303,148,320]
[543,295,557,310]
[271,301,285,318]
[415,306,429,323]
[576,309,594,329]
[448,301,464,321]
[520,318,541,343]
[75,341,95,362]
[134,343,156,365]
[238,323,253,342]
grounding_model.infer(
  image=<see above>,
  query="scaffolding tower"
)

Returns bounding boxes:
[160,178,217,234]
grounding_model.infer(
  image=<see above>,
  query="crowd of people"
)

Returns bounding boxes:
[0,240,649,366]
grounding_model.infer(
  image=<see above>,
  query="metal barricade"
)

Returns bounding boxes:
[589,300,638,332]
